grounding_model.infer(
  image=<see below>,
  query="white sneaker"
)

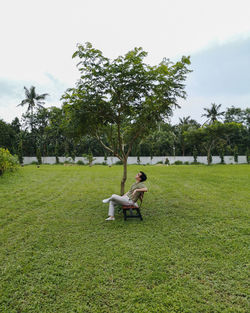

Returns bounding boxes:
[105,217,115,221]
[102,198,110,203]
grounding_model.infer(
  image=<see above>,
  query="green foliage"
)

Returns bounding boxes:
[137,155,141,165]
[202,103,224,124]
[83,151,95,166]
[192,146,198,163]
[30,161,38,165]
[174,160,183,165]
[165,157,170,165]
[0,148,18,175]
[234,145,239,163]
[76,160,85,165]
[17,138,24,164]
[115,160,123,165]
[62,42,191,194]
[218,140,226,164]
[246,148,250,164]
[36,147,42,165]
[185,122,244,165]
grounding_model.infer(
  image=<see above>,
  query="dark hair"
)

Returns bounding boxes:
[139,171,147,182]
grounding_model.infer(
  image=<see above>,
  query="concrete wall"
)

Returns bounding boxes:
[23,155,248,165]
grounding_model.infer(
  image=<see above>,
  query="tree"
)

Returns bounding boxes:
[184,122,243,165]
[18,86,49,130]
[224,106,244,124]
[0,119,15,152]
[62,42,191,194]
[202,103,224,124]
[174,116,200,156]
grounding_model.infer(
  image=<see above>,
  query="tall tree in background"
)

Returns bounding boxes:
[175,116,200,156]
[202,103,224,124]
[17,86,49,130]
[62,42,191,194]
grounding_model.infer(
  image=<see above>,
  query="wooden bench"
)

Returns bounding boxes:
[121,192,144,221]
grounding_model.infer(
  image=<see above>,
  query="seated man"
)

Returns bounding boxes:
[102,171,148,221]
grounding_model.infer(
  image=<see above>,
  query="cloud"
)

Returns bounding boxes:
[0,74,69,122]
[170,37,250,124]
[187,36,250,96]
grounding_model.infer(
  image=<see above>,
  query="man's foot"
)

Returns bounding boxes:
[102,198,110,203]
[105,217,115,221]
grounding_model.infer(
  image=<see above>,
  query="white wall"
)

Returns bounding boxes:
[23,155,248,165]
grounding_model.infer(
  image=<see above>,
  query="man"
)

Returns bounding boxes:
[102,171,148,221]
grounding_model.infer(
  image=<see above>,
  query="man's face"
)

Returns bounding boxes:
[135,172,141,181]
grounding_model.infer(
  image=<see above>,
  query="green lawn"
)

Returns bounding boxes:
[0,164,249,313]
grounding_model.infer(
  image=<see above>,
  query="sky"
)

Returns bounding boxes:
[1,0,250,125]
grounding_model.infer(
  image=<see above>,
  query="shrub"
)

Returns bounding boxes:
[246,148,250,164]
[193,147,198,163]
[76,160,85,165]
[30,161,38,165]
[156,161,163,164]
[83,152,95,166]
[184,161,189,165]
[137,156,141,165]
[174,160,183,165]
[64,160,72,164]
[0,148,19,176]
[191,161,203,165]
[115,160,123,165]
[165,158,170,165]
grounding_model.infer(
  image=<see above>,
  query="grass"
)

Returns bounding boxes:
[0,164,249,313]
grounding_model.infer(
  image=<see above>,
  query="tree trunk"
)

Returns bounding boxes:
[120,158,127,195]
[207,147,211,165]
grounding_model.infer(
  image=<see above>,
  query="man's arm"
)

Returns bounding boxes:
[132,187,148,195]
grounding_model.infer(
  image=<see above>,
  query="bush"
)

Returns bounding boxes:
[115,160,123,165]
[156,161,163,164]
[0,148,19,176]
[174,160,183,165]
[184,161,189,165]
[246,148,250,164]
[30,161,38,165]
[190,161,203,165]
[165,158,170,165]
[64,160,72,164]
[193,147,198,163]
[83,152,95,166]
[76,160,85,165]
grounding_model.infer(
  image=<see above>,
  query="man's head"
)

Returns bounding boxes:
[136,171,147,182]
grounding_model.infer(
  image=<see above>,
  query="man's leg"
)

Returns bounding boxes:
[107,194,133,219]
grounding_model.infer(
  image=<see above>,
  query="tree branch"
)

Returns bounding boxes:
[95,131,122,161]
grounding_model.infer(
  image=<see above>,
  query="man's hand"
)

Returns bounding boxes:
[133,187,148,195]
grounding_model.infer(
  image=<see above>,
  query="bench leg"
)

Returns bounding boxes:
[136,208,143,221]
[123,209,127,221]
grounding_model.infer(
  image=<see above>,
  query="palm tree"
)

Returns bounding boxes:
[18,86,49,130]
[202,103,224,124]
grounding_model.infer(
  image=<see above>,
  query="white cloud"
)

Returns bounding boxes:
[1,0,250,122]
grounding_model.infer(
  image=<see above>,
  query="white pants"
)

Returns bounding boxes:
[108,194,136,216]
